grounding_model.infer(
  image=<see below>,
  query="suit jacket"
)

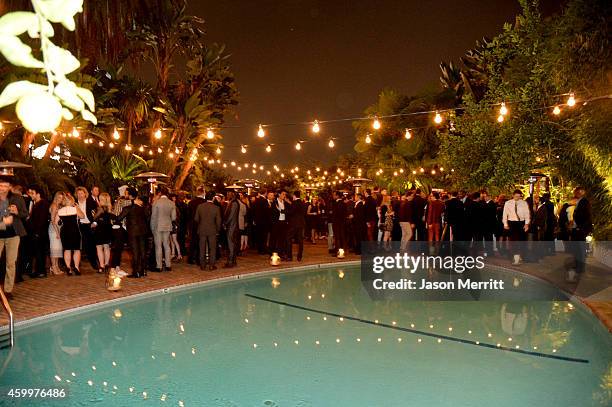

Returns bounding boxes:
[30,199,50,238]
[398,199,414,223]
[224,199,239,229]
[331,199,346,224]
[150,196,176,232]
[116,202,148,238]
[353,200,366,225]
[573,197,593,234]
[481,200,498,233]
[288,198,307,229]
[187,196,205,228]
[445,197,465,226]
[194,201,222,236]
[412,195,426,224]
[85,196,99,222]
[364,196,377,223]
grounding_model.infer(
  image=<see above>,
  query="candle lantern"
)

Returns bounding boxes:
[106,269,122,291]
[337,248,345,259]
[270,252,281,266]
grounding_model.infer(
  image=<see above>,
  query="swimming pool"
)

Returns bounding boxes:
[1,264,610,406]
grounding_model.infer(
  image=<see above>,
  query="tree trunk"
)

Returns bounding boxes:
[174,158,194,191]
[21,131,36,156]
[43,131,60,159]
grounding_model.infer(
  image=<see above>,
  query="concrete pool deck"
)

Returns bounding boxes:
[1,244,610,331]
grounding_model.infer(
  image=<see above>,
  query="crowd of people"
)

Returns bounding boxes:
[0,175,594,300]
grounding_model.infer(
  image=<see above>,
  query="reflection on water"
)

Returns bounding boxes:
[0,265,610,406]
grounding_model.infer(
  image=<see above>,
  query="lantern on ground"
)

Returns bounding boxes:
[106,269,122,291]
[270,252,281,266]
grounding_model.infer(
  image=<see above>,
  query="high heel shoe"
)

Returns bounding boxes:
[66,267,74,276]
[74,268,82,276]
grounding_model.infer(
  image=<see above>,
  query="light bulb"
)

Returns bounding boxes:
[125,144,132,151]
[257,124,265,138]
[154,129,162,139]
[372,117,381,130]
[109,142,114,148]
[139,145,144,152]
[72,128,80,138]
[553,105,561,115]
[434,112,442,124]
[404,128,412,139]
[266,145,272,153]
[113,128,120,140]
[567,93,576,107]
[497,114,504,123]
[216,147,221,154]
[312,120,320,133]
[206,129,214,139]
[295,142,302,150]
[157,147,162,153]
[328,139,335,148]
[98,141,104,147]
[241,145,247,154]
[365,134,371,144]
[499,102,508,116]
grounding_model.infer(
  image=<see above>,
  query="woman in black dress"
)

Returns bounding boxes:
[56,193,84,275]
[93,193,115,273]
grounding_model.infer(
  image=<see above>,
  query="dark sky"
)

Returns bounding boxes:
[188,0,560,167]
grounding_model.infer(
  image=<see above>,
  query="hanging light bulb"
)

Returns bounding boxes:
[404,128,412,139]
[328,139,335,148]
[154,129,162,139]
[241,145,247,154]
[365,134,372,144]
[149,149,153,155]
[372,116,381,130]
[567,93,576,107]
[109,142,115,148]
[497,114,504,123]
[295,142,302,150]
[113,128,120,140]
[175,147,180,154]
[169,152,174,158]
[138,145,144,152]
[266,144,272,153]
[553,105,561,115]
[72,128,80,138]
[434,111,442,124]
[98,141,104,147]
[124,144,132,151]
[257,124,265,138]
[311,120,320,133]
[206,129,214,139]
[216,147,221,155]
[157,147,162,153]
[499,102,508,116]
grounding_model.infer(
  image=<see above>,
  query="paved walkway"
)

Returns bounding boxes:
[1,244,610,331]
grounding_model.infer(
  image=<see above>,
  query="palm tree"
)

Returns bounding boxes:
[116,77,153,145]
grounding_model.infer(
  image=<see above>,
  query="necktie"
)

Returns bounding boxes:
[514,201,520,221]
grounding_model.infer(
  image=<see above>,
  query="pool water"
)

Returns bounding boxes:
[1,265,610,406]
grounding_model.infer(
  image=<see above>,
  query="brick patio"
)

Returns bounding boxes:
[1,243,610,331]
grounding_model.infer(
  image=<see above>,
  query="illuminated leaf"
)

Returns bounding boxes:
[46,43,80,76]
[75,87,94,111]
[81,109,97,125]
[36,0,83,31]
[54,80,84,111]
[0,35,44,68]
[61,108,74,120]
[0,80,47,108]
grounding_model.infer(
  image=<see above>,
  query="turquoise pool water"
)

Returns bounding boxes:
[1,264,610,406]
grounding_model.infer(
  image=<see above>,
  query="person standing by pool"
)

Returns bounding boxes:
[194,191,222,271]
[287,190,306,261]
[187,186,206,264]
[57,193,85,275]
[364,189,377,241]
[352,193,367,255]
[223,191,240,268]
[48,191,65,275]
[76,186,99,271]
[27,185,50,278]
[502,189,531,265]
[150,187,176,272]
[116,189,148,278]
[93,193,115,273]
[332,191,347,256]
[0,177,28,299]
[567,186,592,282]
[238,192,250,254]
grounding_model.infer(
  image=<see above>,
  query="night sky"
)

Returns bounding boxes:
[189,0,561,166]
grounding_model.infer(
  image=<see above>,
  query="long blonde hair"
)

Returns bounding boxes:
[99,192,112,212]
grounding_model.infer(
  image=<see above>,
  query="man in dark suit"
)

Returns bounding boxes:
[364,189,378,241]
[412,189,427,241]
[223,191,240,268]
[116,189,149,278]
[478,191,497,255]
[568,186,593,281]
[444,191,465,241]
[287,190,306,261]
[252,192,268,254]
[332,191,347,255]
[26,185,50,278]
[194,191,222,270]
[187,186,206,264]
[352,193,367,254]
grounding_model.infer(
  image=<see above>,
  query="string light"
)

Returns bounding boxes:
[138,145,144,152]
[112,128,120,140]
[311,120,320,133]
[372,116,381,130]
[109,142,114,148]
[216,147,221,154]
[404,128,412,139]
[266,144,272,153]
[241,145,247,154]
[497,114,504,123]
[124,144,132,151]
[295,141,302,150]
[328,139,335,148]
[553,105,561,115]
[434,111,443,124]
[567,93,576,107]
[206,129,215,139]
[154,129,162,139]
[72,128,80,138]
[365,134,371,144]
[499,102,508,116]
[257,124,265,138]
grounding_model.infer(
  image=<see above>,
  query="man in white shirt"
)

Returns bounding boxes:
[502,189,531,265]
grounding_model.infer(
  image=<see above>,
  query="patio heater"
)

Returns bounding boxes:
[347,177,372,194]
[134,171,169,195]
[0,161,32,176]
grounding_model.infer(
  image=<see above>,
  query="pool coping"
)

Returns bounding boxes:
[0,260,608,335]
